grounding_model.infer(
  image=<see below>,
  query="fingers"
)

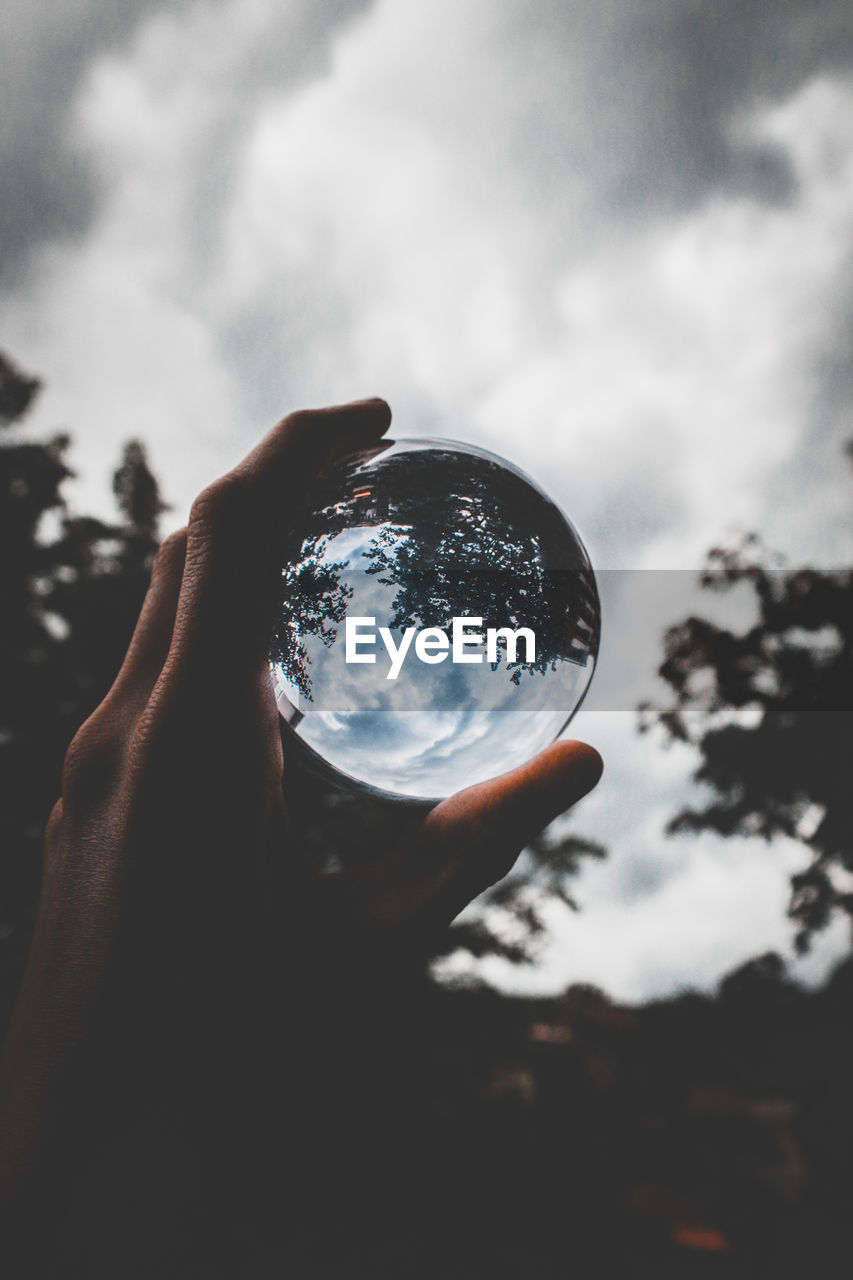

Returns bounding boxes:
[53,532,189,811]
[169,399,392,682]
[73,530,188,744]
[113,530,188,699]
[231,399,392,498]
[411,740,603,933]
[428,739,602,851]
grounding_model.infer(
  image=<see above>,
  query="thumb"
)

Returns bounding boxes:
[395,740,603,939]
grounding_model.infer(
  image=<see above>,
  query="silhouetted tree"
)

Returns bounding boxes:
[642,503,853,952]
[0,351,166,1032]
[434,827,607,970]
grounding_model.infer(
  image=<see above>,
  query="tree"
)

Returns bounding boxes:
[442,826,606,968]
[641,512,853,952]
[0,351,167,1031]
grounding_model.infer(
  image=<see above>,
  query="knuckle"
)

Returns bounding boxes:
[281,408,316,436]
[44,799,64,845]
[153,527,188,572]
[61,715,121,811]
[189,474,247,530]
[279,409,333,462]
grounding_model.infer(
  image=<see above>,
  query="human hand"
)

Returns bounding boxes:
[0,399,602,1258]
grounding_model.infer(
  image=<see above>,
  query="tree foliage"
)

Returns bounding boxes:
[642,526,853,952]
[0,351,167,1028]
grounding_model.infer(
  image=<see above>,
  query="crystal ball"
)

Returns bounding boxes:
[270,438,600,802]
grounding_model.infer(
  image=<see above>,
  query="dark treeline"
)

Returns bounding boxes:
[399,953,853,1277]
[0,350,165,1030]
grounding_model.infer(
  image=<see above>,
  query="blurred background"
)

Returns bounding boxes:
[2,1,852,1273]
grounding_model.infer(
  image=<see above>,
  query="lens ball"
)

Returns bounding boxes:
[270,438,600,801]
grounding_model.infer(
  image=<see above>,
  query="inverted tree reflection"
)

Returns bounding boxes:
[271,444,599,701]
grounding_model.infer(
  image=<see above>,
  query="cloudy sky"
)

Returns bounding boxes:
[3,0,853,1000]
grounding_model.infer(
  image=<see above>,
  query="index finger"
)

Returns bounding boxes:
[232,398,392,502]
[169,398,392,683]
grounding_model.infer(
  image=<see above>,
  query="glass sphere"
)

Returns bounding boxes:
[270,438,600,802]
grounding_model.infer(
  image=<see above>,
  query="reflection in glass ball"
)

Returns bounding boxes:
[270,438,600,802]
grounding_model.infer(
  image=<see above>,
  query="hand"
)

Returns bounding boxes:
[0,399,602,1265]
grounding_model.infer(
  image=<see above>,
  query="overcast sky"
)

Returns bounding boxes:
[3,0,852,1000]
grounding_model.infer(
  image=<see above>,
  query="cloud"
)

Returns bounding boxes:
[1,0,181,282]
[442,711,851,1002]
[0,0,374,283]
[513,0,853,219]
[1,0,379,507]
[6,0,853,565]
[483,827,852,1003]
[204,2,853,568]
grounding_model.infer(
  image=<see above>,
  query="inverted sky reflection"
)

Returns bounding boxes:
[270,438,600,800]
